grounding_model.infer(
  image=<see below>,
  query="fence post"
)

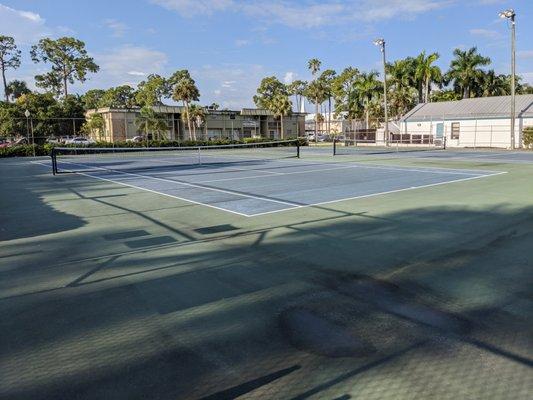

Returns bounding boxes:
[474,119,477,149]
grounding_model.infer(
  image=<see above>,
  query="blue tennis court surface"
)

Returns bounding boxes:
[326,146,533,163]
[52,156,505,217]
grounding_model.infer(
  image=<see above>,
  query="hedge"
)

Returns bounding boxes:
[0,137,308,158]
[524,127,533,149]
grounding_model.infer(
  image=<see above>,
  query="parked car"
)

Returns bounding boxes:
[307,133,326,142]
[59,136,75,144]
[126,136,145,143]
[0,137,28,148]
[46,136,60,144]
[64,137,95,145]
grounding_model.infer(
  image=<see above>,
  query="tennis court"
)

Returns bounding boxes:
[46,141,504,216]
[331,140,533,163]
[2,141,532,400]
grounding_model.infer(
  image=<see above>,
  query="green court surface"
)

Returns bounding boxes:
[1,149,532,400]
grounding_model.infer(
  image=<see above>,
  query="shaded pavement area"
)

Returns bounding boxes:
[1,151,532,399]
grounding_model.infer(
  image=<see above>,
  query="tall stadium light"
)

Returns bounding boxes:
[499,9,516,149]
[374,38,389,145]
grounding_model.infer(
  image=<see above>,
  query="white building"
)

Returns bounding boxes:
[399,95,533,148]
[305,112,366,138]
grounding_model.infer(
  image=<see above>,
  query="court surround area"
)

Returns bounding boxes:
[1,143,532,400]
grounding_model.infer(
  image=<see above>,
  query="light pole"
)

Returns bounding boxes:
[374,38,389,145]
[24,109,35,157]
[499,9,516,149]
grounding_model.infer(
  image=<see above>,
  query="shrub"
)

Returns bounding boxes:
[0,137,308,157]
[523,126,533,149]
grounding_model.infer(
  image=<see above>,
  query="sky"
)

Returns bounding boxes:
[1,0,532,109]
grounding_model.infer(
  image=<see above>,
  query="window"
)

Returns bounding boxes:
[451,122,460,139]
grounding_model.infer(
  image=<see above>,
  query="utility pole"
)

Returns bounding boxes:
[499,9,517,149]
[374,38,389,145]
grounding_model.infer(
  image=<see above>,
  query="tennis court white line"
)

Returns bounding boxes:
[194,163,500,184]
[246,171,508,217]
[195,164,356,183]
[33,159,508,218]
[31,160,256,217]
[54,159,303,208]
[193,162,490,184]
[147,156,286,175]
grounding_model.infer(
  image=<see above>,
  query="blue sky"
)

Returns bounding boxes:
[1,0,532,109]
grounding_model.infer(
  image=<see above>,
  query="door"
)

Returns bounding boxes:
[435,123,444,139]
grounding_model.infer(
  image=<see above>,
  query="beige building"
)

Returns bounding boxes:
[86,105,306,142]
[305,112,366,138]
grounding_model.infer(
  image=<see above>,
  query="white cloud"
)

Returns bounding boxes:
[283,71,297,84]
[0,4,49,44]
[349,0,451,22]
[469,28,501,39]
[194,63,267,109]
[521,72,533,85]
[235,39,250,47]
[90,45,168,88]
[150,0,234,17]
[517,51,533,59]
[151,0,452,28]
[104,19,128,38]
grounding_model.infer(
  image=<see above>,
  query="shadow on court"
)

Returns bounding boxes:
[0,179,85,242]
[1,158,532,400]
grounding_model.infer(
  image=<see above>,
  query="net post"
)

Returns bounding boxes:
[296,140,300,158]
[333,139,336,155]
[51,148,57,175]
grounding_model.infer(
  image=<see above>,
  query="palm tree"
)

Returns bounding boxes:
[319,69,336,136]
[286,80,307,136]
[304,79,327,137]
[430,89,462,102]
[331,67,360,131]
[447,47,491,99]
[355,71,382,129]
[82,113,105,141]
[387,59,418,118]
[189,104,207,140]
[5,79,30,101]
[135,106,168,141]
[481,70,509,97]
[414,51,442,103]
[171,71,200,140]
[286,80,307,112]
[270,94,292,139]
[307,58,321,142]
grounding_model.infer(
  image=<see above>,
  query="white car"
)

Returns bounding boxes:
[64,137,95,145]
[126,136,145,143]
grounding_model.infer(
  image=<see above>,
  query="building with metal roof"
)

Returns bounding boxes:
[399,95,533,148]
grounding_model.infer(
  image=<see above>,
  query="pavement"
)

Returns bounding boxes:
[1,146,532,399]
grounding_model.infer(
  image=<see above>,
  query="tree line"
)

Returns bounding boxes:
[0,36,212,140]
[254,51,533,138]
[1,34,532,140]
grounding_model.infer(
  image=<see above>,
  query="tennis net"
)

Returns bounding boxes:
[333,139,445,156]
[51,139,301,175]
